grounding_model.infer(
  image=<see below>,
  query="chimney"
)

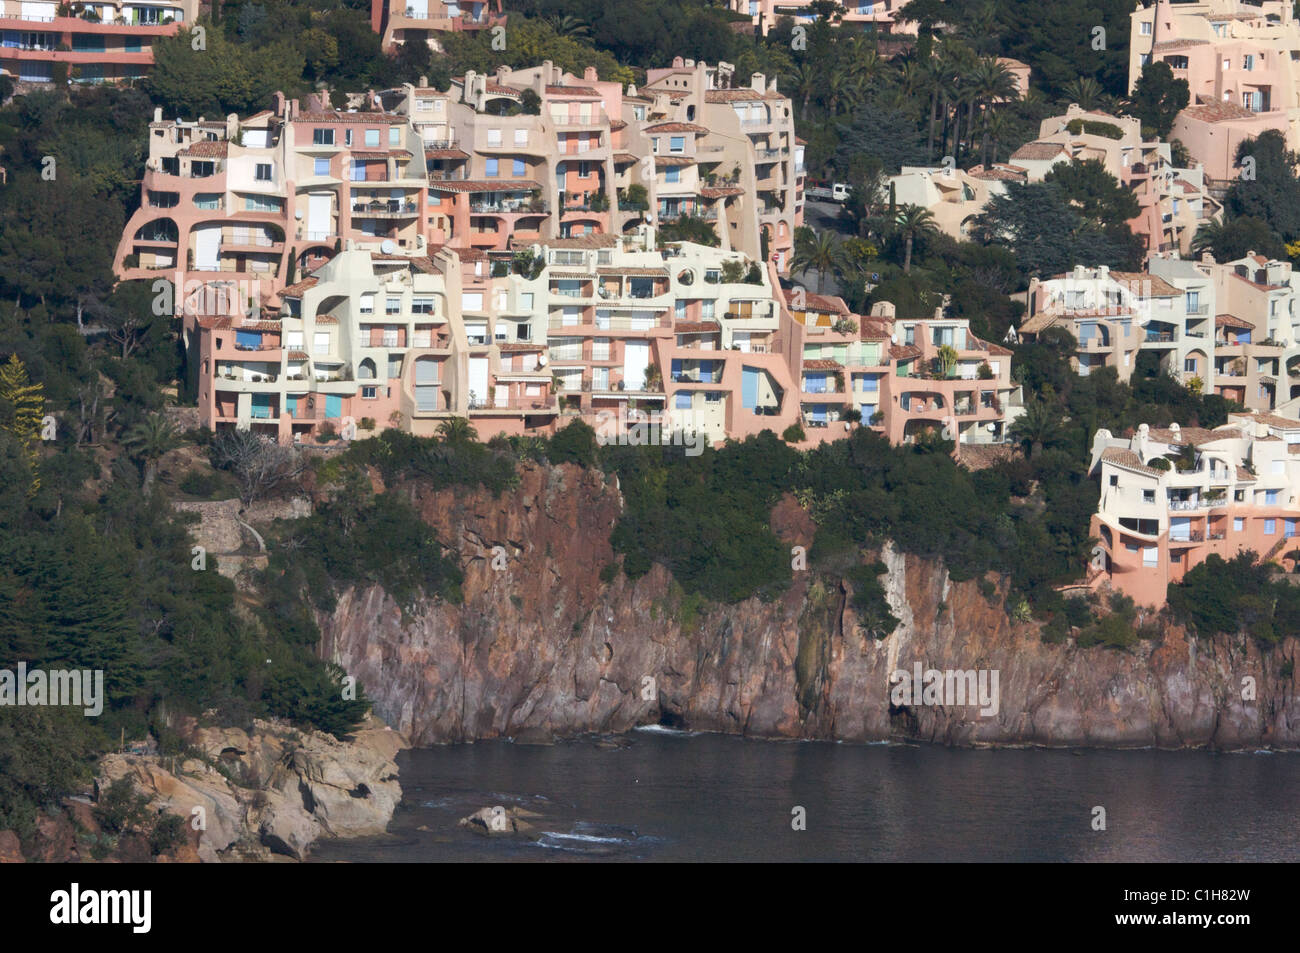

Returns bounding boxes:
[584,66,598,82]
[419,75,428,88]
[750,72,766,92]
[153,106,163,122]
[1098,265,1110,279]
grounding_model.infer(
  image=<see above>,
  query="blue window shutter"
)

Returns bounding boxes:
[326,395,342,418]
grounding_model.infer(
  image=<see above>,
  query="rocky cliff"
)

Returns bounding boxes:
[317,463,1300,750]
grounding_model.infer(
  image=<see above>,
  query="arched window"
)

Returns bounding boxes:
[358,358,377,380]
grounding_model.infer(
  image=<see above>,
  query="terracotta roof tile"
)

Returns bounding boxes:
[280,278,319,297]
[1010,141,1069,161]
[890,344,922,361]
[428,178,541,193]
[1101,446,1162,475]
[1216,313,1254,330]
[181,140,229,158]
[646,121,710,133]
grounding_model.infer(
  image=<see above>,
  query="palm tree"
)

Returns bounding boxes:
[980,108,1011,167]
[970,57,1019,162]
[545,14,590,39]
[936,344,959,378]
[1191,219,1226,259]
[894,204,937,274]
[122,413,181,494]
[437,416,477,444]
[790,228,842,294]
[787,62,819,121]
[1061,76,1105,111]
[1008,398,1064,459]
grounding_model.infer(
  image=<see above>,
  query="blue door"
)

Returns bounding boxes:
[325,394,342,419]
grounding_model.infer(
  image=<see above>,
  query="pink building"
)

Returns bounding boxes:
[0,0,198,85]
[1130,0,1300,181]
[1090,412,1300,606]
[369,0,504,50]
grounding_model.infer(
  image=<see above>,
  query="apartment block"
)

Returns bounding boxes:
[1209,252,1300,410]
[887,165,1016,242]
[190,228,811,446]
[729,0,915,37]
[788,297,1019,448]
[1012,106,1221,257]
[369,0,504,51]
[1023,265,1210,385]
[1089,412,1300,605]
[373,58,803,272]
[0,0,196,84]
[1130,0,1300,180]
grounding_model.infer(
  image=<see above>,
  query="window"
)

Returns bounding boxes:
[670,136,685,154]
[676,392,692,409]
[412,296,435,314]
[255,163,272,182]
[1244,54,1255,71]
[365,129,381,148]
[345,129,353,147]
[1266,519,1277,535]
[1184,357,1197,373]
[676,300,687,319]
[313,128,335,145]
[1272,459,1285,475]
[243,195,282,212]
[485,158,499,177]
[487,128,502,147]
[1143,489,1155,504]
[313,157,330,176]
[359,293,375,315]
[1288,519,1298,538]
[286,331,304,349]
[579,161,592,178]
[389,127,401,146]
[462,291,484,311]
[1235,517,1245,532]
[1109,475,1119,487]
[665,167,680,184]
[514,128,528,146]
[520,293,534,310]
[1266,489,1280,504]
[313,331,330,355]
[513,159,526,177]
[386,296,401,315]
[351,160,366,182]
[1142,546,1158,568]
[702,300,714,319]
[362,385,378,399]
[1141,21,1151,35]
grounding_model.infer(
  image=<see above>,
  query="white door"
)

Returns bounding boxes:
[243,130,269,149]
[308,193,332,239]
[623,341,650,391]
[194,226,221,271]
[468,357,490,405]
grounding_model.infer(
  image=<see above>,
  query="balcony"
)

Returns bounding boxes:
[1144,330,1175,343]
[1168,498,1203,511]
[351,199,418,217]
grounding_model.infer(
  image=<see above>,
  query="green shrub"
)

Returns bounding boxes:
[782,423,806,443]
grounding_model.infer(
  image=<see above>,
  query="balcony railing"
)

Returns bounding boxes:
[1144,331,1175,342]
[1168,498,1202,511]
[352,200,418,216]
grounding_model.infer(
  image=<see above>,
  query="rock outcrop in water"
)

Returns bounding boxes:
[317,463,1300,750]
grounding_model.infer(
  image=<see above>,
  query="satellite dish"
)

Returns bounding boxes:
[380,239,397,255]
[987,423,996,432]
[537,353,548,366]
[294,209,304,220]
[891,333,898,344]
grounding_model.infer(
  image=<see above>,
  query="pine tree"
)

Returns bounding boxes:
[0,354,44,496]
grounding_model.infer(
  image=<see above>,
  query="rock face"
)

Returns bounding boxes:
[318,462,1300,750]
[97,715,406,861]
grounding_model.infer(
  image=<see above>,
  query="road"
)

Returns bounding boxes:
[793,199,857,299]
